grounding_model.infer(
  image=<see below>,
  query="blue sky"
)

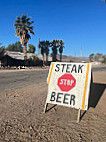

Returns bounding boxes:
[0,0,106,56]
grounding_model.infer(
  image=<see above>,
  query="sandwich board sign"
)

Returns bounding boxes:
[44,62,92,121]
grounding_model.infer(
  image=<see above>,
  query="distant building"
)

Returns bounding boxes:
[2,51,52,67]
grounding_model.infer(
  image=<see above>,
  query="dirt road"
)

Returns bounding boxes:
[0,70,106,142]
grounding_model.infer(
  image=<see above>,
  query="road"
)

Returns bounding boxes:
[0,65,106,93]
[92,65,106,72]
[0,69,48,93]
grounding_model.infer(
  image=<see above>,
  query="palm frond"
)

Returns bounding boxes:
[14,14,34,46]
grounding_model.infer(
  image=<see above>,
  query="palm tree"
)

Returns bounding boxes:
[14,14,34,60]
[51,40,59,62]
[58,40,64,62]
[0,44,5,67]
[45,40,50,65]
[38,41,45,67]
[28,44,36,53]
[0,44,5,59]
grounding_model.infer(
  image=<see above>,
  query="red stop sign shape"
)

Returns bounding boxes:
[57,73,76,92]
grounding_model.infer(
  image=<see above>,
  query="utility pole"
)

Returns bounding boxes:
[38,38,41,54]
[75,52,76,57]
[81,46,82,57]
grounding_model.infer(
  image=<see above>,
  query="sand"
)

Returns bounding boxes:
[0,71,106,142]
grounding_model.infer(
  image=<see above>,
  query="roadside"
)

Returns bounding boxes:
[0,63,106,73]
[0,71,106,142]
[0,66,49,73]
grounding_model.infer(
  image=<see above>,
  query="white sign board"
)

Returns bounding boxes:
[46,62,92,110]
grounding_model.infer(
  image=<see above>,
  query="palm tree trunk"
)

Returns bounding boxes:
[24,45,27,60]
[60,53,62,62]
[43,55,45,67]
[53,53,56,62]
[24,45,28,66]
[0,60,1,68]
[46,54,48,65]
[55,54,57,62]
[52,52,53,61]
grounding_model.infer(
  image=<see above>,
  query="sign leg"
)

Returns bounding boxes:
[44,103,48,113]
[77,109,81,123]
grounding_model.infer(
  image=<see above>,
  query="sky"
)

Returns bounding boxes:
[0,0,106,57]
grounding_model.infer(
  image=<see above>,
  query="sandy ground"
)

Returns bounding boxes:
[0,71,106,142]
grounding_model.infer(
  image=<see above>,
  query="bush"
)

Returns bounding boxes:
[70,60,74,62]
[28,56,42,66]
[101,59,106,64]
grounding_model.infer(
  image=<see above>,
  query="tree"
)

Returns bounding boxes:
[58,40,64,62]
[0,43,5,61]
[38,41,45,67]
[14,14,34,60]
[95,53,103,62]
[28,44,36,53]
[15,41,23,52]
[102,55,106,64]
[89,53,95,62]
[51,40,59,62]
[6,41,23,52]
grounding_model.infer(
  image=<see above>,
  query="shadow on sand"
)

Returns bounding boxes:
[45,81,106,122]
[88,82,106,108]
[80,82,106,121]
